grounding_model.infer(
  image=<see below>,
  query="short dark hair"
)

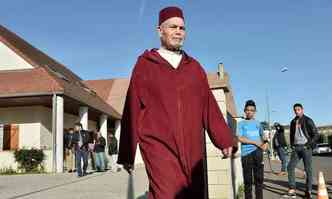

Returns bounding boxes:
[74,122,83,129]
[293,103,303,110]
[68,128,74,132]
[244,100,256,110]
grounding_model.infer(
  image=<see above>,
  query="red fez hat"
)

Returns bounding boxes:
[159,6,184,26]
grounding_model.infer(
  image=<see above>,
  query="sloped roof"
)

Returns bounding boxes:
[84,78,129,114]
[0,25,121,119]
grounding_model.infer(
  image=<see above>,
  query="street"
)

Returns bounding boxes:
[263,154,332,199]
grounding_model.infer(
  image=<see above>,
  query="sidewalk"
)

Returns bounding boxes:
[0,167,149,199]
[263,159,332,199]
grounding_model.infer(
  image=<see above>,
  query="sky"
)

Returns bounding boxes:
[1,1,331,126]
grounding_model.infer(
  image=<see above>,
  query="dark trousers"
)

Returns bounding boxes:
[76,148,88,176]
[241,149,264,199]
[287,145,313,192]
[276,147,289,172]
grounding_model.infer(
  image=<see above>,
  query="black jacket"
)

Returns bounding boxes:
[290,115,319,148]
[272,126,288,149]
[72,130,90,150]
[94,136,106,153]
[108,137,118,155]
[64,132,75,149]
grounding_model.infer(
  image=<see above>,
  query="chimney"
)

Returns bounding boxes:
[218,63,224,80]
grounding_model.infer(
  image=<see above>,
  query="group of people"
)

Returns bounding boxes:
[237,101,318,199]
[63,122,120,177]
[112,5,319,199]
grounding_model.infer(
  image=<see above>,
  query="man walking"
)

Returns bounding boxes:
[117,6,234,199]
[272,122,288,176]
[73,122,90,177]
[284,103,319,199]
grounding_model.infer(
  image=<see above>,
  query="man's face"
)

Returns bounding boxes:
[294,106,304,117]
[244,106,256,119]
[158,17,186,51]
[74,125,80,132]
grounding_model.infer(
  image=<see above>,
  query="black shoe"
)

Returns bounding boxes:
[305,191,312,199]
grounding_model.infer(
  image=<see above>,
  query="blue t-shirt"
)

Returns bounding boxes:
[237,119,263,156]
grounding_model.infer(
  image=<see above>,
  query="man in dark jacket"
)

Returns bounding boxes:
[272,123,288,176]
[108,133,120,172]
[94,131,106,172]
[284,103,319,199]
[64,128,75,172]
[72,122,90,177]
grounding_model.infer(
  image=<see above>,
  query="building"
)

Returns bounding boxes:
[0,25,241,198]
[0,25,121,173]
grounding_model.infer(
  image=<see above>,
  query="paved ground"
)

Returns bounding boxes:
[263,156,332,199]
[0,167,149,199]
[1,157,331,199]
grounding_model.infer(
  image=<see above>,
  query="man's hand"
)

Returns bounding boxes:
[123,163,134,175]
[222,147,233,158]
[260,143,268,151]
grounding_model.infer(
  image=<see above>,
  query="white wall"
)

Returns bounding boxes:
[0,105,98,172]
[0,42,33,70]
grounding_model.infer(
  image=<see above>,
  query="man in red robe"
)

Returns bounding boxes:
[118,6,234,199]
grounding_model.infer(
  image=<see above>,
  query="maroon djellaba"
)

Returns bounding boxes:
[118,6,235,199]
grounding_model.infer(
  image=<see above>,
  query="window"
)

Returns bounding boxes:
[1,124,19,151]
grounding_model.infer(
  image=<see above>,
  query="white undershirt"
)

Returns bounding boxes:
[157,47,183,69]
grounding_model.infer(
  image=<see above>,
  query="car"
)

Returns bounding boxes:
[313,143,332,155]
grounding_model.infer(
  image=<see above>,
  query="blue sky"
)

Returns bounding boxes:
[1,1,331,126]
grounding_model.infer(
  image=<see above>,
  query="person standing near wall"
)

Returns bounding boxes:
[272,122,289,176]
[237,100,268,199]
[73,122,90,177]
[64,128,76,173]
[94,131,106,172]
[284,103,319,199]
[108,133,120,172]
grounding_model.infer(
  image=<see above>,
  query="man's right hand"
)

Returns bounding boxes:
[123,164,134,175]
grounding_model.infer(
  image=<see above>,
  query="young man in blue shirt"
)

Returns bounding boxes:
[237,100,268,199]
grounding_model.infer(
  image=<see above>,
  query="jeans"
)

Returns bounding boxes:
[110,154,119,171]
[75,148,88,176]
[241,149,264,199]
[95,152,105,171]
[276,147,289,172]
[287,145,313,192]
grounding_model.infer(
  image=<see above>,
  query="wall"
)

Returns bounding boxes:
[0,41,33,71]
[0,105,98,172]
[206,89,235,199]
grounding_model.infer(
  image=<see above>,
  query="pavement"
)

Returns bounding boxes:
[263,157,332,199]
[1,158,331,199]
[0,167,149,199]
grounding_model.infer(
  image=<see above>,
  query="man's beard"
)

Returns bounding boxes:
[161,37,184,52]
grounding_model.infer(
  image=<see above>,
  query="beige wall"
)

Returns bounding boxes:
[0,42,33,70]
[0,105,98,172]
[206,88,237,199]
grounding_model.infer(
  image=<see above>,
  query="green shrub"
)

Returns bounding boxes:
[14,148,45,172]
[236,183,245,199]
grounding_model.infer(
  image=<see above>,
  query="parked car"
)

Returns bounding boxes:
[313,143,332,155]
